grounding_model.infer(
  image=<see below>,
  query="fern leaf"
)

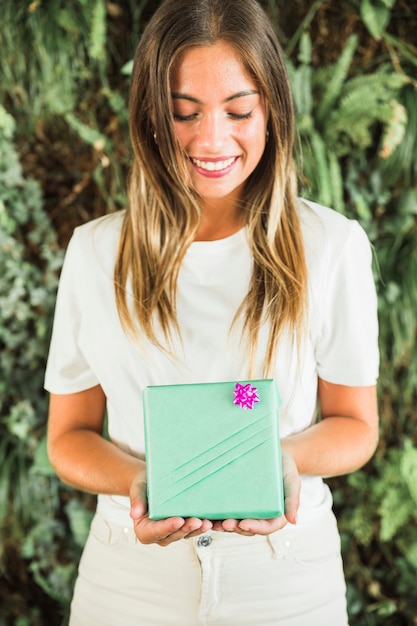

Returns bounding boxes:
[380,85,417,186]
[325,70,408,154]
[64,113,108,150]
[56,8,79,35]
[89,0,107,62]
[341,70,408,105]
[379,102,407,159]
[292,64,313,119]
[378,485,411,542]
[345,507,374,546]
[401,440,417,505]
[360,0,393,40]
[298,31,312,65]
[316,34,358,123]
[309,131,332,207]
[328,151,345,214]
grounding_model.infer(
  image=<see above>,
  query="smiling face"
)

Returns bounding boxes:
[170,41,268,217]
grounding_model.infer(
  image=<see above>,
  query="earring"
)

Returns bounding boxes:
[153,131,158,144]
[266,129,270,142]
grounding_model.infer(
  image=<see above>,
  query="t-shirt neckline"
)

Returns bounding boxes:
[189,227,247,253]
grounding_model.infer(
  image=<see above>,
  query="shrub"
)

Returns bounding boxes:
[0,105,94,624]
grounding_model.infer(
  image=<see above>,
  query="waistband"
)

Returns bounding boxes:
[89,509,340,559]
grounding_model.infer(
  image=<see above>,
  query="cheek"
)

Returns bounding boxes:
[173,124,191,150]
[240,124,267,157]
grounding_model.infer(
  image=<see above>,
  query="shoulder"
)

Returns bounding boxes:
[297,198,372,269]
[71,210,125,248]
[66,211,125,270]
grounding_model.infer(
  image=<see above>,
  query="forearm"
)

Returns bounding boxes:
[281,415,378,479]
[48,428,144,496]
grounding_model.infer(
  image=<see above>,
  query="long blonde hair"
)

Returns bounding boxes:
[114,0,307,376]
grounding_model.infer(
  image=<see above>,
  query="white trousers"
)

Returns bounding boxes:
[70,510,349,625]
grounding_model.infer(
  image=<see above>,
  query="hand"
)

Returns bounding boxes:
[281,448,301,524]
[211,449,301,536]
[129,467,213,546]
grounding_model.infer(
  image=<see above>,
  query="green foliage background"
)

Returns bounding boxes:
[0,1,416,624]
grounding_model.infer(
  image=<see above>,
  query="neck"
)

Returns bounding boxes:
[194,195,245,242]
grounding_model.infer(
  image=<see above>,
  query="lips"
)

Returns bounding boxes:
[191,156,236,171]
[189,156,238,177]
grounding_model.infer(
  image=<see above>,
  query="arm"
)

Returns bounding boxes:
[47,385,143,495]
[215,379,378,536]
[281,379,379,478]
[47,386,213,545]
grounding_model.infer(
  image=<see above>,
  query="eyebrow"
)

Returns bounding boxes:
[171,90,259,104]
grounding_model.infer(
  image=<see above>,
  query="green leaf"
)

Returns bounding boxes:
[121,59,134,76]
[379,101,408,159]
[309,131,332,206]
[65,112,108,149]
[401,440,417,504]
[89,0,107,61]
[298,31,312,65]
[360,0,392,40]
[378,484,411,542]
[328,150,345,213]
[65,500,94,548]
[316,34,358,123]
[0,104,16,138]
[31,437,55,477]
[292,64,313,119]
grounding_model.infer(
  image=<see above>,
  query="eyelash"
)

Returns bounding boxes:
[173,111,253,122]
[230,111,253,120]
[173,114,197,122]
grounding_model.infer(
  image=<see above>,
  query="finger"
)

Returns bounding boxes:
[129,468,148,519]
[281,451,301,525]
[183,519,213,538]
[218,518,254,535]
[135,516,186,544]
[220,518,240,532]
[136,516,212,546]
[130,500,147,520]
[238,516,287,535]
[156,517,208,546]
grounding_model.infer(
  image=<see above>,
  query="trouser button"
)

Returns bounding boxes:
[197,535,212,547]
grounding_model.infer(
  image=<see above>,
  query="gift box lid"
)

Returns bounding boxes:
[143,379,284,520]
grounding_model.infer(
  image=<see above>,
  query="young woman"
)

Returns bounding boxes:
[45,1,379,624]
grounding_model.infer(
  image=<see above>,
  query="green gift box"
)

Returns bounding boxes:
[143,379,284,520]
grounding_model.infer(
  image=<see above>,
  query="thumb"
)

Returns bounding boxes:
[281,449,301,525]
[129,467,148,520]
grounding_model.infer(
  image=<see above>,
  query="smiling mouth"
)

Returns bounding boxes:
[190,157,237,172]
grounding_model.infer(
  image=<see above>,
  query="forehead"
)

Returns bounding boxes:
[170,41,257,96]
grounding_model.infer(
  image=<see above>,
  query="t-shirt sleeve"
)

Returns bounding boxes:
[314,221,379,386]
[44,229,100,394]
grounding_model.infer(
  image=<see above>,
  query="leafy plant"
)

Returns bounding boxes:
[0,0,107,124]
[330,438,417,624]
[0,104,93,624]
[0,0,132,219]
[287,32,410,215]
[360,0,396,40]
[284,7,417,622]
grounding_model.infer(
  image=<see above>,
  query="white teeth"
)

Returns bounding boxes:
[191,157,235,171]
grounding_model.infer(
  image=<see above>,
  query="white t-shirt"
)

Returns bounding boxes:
[44,199,379,526]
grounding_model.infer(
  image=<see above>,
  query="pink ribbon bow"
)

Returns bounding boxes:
[233,382,260,410]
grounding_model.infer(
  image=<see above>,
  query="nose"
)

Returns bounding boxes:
[196,112,227,153]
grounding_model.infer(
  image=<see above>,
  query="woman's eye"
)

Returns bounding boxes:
[173,111,253,122]
[173,113,198,122]
[229,111,253,120]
